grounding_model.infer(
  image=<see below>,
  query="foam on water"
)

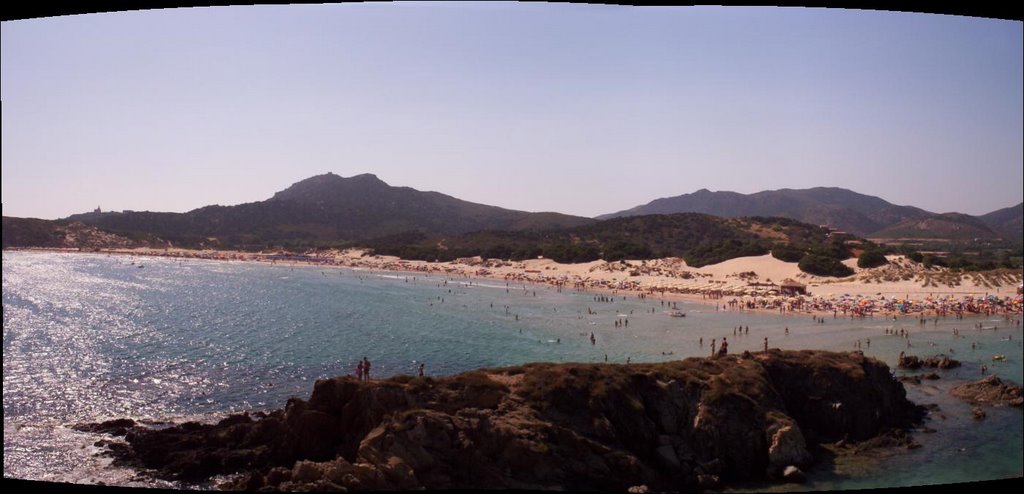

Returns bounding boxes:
[4,251,1022,488]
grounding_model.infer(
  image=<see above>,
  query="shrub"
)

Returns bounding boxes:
[799,254,855,277]
[771,244,805,263]
[602,240,653,261]
[857,250,889,269]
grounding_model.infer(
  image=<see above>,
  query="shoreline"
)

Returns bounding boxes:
[6,246,1022,319]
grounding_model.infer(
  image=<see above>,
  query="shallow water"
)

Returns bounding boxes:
[3,251,1021,488]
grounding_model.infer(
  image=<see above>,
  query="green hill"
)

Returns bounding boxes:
[364,213,849,269]
[869,212,1002,241]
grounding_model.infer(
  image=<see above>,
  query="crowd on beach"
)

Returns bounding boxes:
[33,246,1024,319]
[722,292,1023,318]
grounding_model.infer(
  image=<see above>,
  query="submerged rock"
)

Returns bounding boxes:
[81,350,925,492]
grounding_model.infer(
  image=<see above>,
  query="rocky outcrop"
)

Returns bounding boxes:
[950,375,1024,408]
[79,350,924,491]
[897,353,960,370]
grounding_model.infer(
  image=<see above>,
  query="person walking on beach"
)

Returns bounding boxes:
[711,339,716,357]
[718,337,729,357]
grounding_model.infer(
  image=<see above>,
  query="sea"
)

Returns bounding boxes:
[3,251,1022,489]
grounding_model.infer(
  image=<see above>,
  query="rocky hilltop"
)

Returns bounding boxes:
[82,350,925,491]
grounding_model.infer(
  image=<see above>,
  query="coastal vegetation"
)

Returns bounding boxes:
[362,214,843,270]
[856,249,889,269]
[798,254,856,278]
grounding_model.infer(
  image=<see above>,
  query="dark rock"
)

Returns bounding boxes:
[898,354,923,369]
[899,353,961,370]
[242,471,265,491]
[265,466,291,486]
[922,355,961,369]
[80,350,924,492]
[923,373,941,380]
[973,408,987,420]
[697,474,720,488]
[73,418,136,436]
[951,375,1024,408]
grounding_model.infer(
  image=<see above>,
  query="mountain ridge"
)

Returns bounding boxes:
[599,187,1017,240]
[62,173,596,247]
[26,176,1024,249]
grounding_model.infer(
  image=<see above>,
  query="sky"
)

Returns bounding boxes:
[2,3,1022,220]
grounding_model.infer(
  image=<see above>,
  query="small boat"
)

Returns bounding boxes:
[992,355,1006,361]
[667,310,686,318]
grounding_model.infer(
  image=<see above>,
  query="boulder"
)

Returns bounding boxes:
[766,420,813,470]
[951,375,1024,407]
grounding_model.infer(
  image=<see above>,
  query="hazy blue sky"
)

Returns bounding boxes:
[2,3,1022,219]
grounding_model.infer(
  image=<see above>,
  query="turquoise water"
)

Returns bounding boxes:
[3,251,1021,487]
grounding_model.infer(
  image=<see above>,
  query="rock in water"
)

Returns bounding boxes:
[922,355,961,369]
[898,354,923,369]
[899,353,960,370]
[951,375,1024,407]
[81,350,925,492]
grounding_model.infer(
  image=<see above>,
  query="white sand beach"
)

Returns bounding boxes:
[33,247,1020,317]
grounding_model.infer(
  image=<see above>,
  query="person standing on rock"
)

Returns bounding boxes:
[764,337,768,353]
[418,363,425,377]
[363,357,371,381]
[718,337,729,357]
[356,360,364,381]
[711,339,716,357]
